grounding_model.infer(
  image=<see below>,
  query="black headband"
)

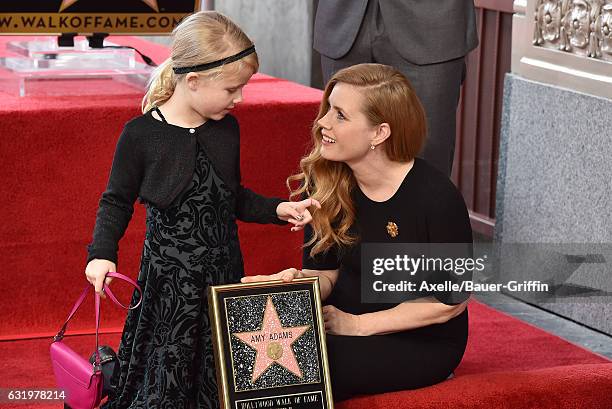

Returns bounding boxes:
[172,45,256,75]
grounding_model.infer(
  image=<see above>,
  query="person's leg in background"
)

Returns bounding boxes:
[319,0,465,176]
[369,2,465,177]
[384,57,465,177]
[319,0,376,84]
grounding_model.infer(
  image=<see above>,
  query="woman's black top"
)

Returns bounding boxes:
[302,158,472,400]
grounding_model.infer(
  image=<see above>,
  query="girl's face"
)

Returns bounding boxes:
[188,67,254,121]
[317,83,379,164]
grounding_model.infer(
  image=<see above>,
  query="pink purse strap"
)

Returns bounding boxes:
[52,272,143,368]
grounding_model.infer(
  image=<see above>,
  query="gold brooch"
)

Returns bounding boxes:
[386,221,399,238]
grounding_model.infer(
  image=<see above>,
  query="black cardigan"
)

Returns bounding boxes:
[87,111,285,264]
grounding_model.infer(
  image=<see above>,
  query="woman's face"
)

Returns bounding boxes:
[317,83,378,164]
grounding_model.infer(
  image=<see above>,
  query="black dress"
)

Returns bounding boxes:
[102,142,242,409]
[303,158,472,401]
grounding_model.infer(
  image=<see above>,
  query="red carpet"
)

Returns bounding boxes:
[0,37,610,408]
[1,302,610,409]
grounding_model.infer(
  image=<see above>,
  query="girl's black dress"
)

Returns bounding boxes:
[303,158,472,401]
[103,142,241,408]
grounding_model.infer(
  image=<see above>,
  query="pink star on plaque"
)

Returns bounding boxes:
[233,296,310,383]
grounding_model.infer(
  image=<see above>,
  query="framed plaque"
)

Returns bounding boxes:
[208,277,334,409]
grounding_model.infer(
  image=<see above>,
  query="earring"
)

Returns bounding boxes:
[370,144,376,150]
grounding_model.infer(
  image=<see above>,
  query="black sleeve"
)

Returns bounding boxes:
[426,182,473,305]
[236,186,286,225]
[301,224,340,270]
[87,124,143,265]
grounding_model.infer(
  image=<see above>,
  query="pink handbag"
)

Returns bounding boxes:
[50,272,142,409]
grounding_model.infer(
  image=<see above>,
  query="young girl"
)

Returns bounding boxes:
[85,11,318,408]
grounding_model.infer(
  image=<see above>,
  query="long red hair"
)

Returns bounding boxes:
[288,63,427,256]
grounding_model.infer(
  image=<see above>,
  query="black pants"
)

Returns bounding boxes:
[325,313,468,401]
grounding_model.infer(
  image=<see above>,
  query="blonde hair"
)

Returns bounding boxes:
[288,64,427,256]
[142,11,258,112]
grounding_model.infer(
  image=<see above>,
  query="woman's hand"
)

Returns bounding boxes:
[85,259,116,299]
[323,305,363,336]
[241,268,303,283]
[276,198,321,232]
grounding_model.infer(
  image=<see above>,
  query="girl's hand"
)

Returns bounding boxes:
[241,268,303,283]
[85,259,116,299]
[276,198,321,232]
[323,305,363,336]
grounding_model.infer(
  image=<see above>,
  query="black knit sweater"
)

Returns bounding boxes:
[87,111,285,264]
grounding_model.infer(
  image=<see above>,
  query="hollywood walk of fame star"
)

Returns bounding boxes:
[59,0,160,13]
[233,296,310,384]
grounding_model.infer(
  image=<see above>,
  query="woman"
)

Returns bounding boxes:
[243,63,471,400]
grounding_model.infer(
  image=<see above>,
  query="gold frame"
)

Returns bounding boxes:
[208,277,334,409]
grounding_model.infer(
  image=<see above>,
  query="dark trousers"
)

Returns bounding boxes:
[320,0,466,177]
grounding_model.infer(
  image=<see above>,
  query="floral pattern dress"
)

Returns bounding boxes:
[102,143,243,409]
